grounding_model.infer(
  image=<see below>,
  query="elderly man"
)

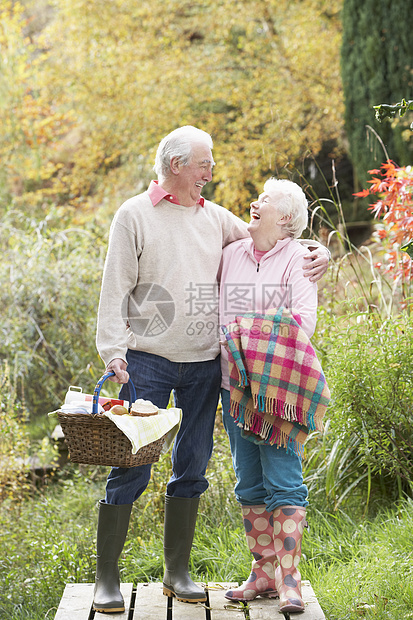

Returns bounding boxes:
[94,126,329,613]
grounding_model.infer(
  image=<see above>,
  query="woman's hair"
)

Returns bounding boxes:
[154,126,213,181]
[263,178,308,238]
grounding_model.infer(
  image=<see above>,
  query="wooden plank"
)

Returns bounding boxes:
[173,599,208,619]
[55,583,134,620]
[172,583,209,619]
[132,582,169,619]
[247,596,281,619]
[132,582,244,619]
[54,583,94,620]
[207,583,246,619]
[95,583,134,620]
[301,581,326,620]
[55,580,324,620]
[248,581,325,620]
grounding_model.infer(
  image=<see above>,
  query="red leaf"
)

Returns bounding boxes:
[368,200,386,218]
[353,189,370,197]
[368,177,388,193]
[381,160,398,174]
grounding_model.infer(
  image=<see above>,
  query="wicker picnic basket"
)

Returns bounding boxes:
[57,372,166,467]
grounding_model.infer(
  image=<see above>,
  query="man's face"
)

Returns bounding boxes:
[175,143,215,204]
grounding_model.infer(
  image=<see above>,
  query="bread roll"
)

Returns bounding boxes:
[130,399,159,417]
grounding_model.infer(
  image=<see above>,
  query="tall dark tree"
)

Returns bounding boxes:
[341,0,413,189]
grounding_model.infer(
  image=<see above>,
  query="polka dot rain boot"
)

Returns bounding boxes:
[273,505,307,613]
[225,505,278,602]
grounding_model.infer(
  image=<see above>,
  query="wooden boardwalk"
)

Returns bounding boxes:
[54,581,325,619]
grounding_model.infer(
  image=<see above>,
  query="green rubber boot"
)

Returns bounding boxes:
[162,495,206,603]
[93,500,132,613]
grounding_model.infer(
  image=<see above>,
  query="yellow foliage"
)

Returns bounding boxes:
[1,0,345,216]
[0,1,74,207]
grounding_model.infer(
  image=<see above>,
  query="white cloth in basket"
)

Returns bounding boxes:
[103,407,182,455]
[58,401,105,414]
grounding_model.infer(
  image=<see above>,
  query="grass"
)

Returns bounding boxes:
[304,505,413,619]
[1,420,413,620]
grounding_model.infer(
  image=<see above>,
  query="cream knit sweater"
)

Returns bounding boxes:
[96,191,249,365]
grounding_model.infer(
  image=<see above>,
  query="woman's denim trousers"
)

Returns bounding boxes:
[221,388,308,511]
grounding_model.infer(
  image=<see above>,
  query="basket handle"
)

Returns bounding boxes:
[92,371,137,414]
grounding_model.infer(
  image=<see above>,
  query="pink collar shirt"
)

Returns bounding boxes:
[147,180,205,207]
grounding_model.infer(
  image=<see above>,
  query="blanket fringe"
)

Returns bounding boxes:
[237,368,249,388]
[251,393,323,432]
[230,400,304,457]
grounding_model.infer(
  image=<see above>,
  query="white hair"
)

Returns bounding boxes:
[154,126,213,181]
[263,178,308,238]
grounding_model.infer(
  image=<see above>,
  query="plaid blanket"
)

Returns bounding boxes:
[221,308,330,456]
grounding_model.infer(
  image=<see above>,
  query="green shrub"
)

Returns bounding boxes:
[0,210,107,417]
[305,312,413,513]
[0,361,31,501]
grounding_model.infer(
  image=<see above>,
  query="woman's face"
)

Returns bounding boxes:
[247,191,285,237]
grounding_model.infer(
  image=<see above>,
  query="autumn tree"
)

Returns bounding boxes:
[4,0,345,218]
[0,1,74,213]
[341,0,413,189]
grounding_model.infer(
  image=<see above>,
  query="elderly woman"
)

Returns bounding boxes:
[219,178,325,614]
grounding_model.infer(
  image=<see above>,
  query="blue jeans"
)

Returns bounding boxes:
[105,350,221,504]
[221,389,308,511]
